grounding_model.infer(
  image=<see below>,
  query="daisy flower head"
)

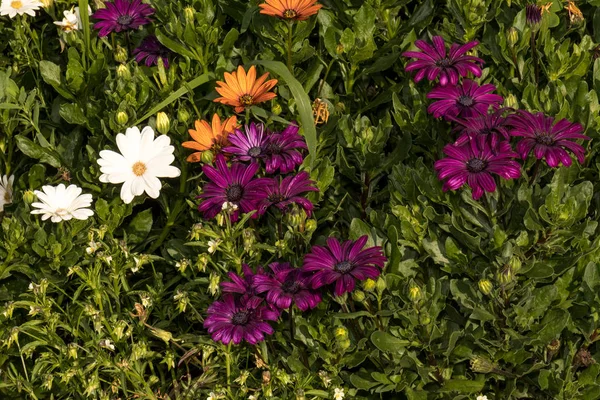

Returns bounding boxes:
[53,7,78,31]
[403,36,483,86]
[303,236,387,297]
[133,35,171,68]
[91,0,155,37]
[223,122,269,163]
[508,111,590,168]
[221,264,265,299]
[97,126,181,204]
[263,122,307,174]
[214,66,278,113]
[183,114,238,163]
[203,294,279,345]
[434,139,521,200]
[31,184,94,222]
[259,0,322,21]
[256,171,318,216]
[0,174,15,212]
[427,79,504,120]
[452,109,512,148]
[0,0,43,18]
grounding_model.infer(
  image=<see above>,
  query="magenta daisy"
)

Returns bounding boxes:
[303,236,387,297]
[223,122,268,162]
[198,155,269,221]
[508,111,590,168]
[204,294,279,345]
[427,80,503,120]
[254,262,322,311]
[264,123,307,174]
[91,0,155,37]
[434,140,521,200]
[256,172,319,216]
[221,264,265,300]
[133,35,170,68]
[403,36,484,86]
[452,109,512,148]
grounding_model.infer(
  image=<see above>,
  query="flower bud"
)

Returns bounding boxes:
[508,257,522,274]
[408,286,422,302]
[271,102,282,115]
[0,138,5,153]
[352,290,365,302]
[177,107,191,124]
[116,64,130,79]
[507,27,519,47]
[334,326,348,340]
[114,45,128,63]
[23,190,36,204]
[201,150,214,164]
[305,219,317,233]
[116,111,129,126]
[156,112,170,135]
[497,264,514,285]
[208,272,220,296]
[362,278,376,292]
[68,343,78,359]
[470,356,496,373]
[338,339,351,351]
[478,279,493,296]
[504,94,519,109]
[184,7,195,24]
[376,276,387,293]
[336,43,344,55]
[419,312,431,325]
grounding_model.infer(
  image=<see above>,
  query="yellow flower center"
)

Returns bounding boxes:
[132,162,147,176]
[239,94,254,106]
[11,1,23,9]
[283,9,297,19]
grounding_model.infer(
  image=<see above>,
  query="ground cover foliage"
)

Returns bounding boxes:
[1,0,600,399]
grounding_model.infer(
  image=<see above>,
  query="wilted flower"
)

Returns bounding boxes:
[31,184,94,222]
[173,290,189,313]
[133,35,171,68]
[0,174,14,212]
[427,80,504,119]
[259,0,322,21]
[183,114,238,162]
[86,241,100,255]
[91,0,155,37]
[0,0,43,18]
[208,273,221,296]
[214,66,278,113]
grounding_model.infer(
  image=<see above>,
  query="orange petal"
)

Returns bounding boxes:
[186,152,203,163]
[182,141,210,151]
[251,73,269,96]
[237,65,248,94]
[223,116,238,134]
[211,113,222,136]
[234,106,245,113]
[253,92,277,103]
[246,66,257,91]
[223,72,243,95]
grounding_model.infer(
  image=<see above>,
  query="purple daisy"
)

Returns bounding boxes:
[223,122,268,162]
[91,0,155,37]
[133,35,170,68]
[263,123,307,174]
[403,36,484,86]
[452,109,512,148]
[198,155,269,221]
[303,236,387,297]
[256,172,319,216]
[204,294,279,345]
[508,111,590,168]
[434,139,521,200]
[254,262,322,311]
[427,80,504,120]
[221,264,265,299]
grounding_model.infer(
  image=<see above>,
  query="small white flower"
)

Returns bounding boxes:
[99,339,115,351]
[31,184,94,223]
[53,8,78,31]
[86,241,99,254]
[221,201,239,212]
[97,126,180,204]
[477,396,489,400]
[0,174,14,212]
[103,255,113,265]
[333,388,345,400]
[0,0,43,18]
[28,282,34,290]
[319,370,332,388]
[248,395,258,400]
[207,392,222,400]
[207,239,221,254]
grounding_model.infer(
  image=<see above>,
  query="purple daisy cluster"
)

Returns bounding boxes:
[204,236,387,345]
[91,0,171,68]
[198,121,317,222]
[403,36,590,200]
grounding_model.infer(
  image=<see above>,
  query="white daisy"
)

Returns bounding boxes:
[31,184,94,223]
[97,126,180,204]
[0,174,14,212]
[0,0,43,18]
[53,7,77,31]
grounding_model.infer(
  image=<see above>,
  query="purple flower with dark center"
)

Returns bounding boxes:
[204,294,279,345]
[254,262,322,311]
[508,111,590,168]
[221,264,265,299]
[91,0,155,37]
[403,36,484,86]
[427,80,504,120]
[303,236,387,297]
[133,35,170,68]
[434,139,521,200]
[198,155,269,221]
[264,123,307,174]
[256,172,319,216]
[223,122,268,162]
[452,109,512,148]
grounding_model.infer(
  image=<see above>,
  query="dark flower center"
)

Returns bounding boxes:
[240,94,254,106]
[231,310,250,325]
[283,9,298,19]
[535,133,554,146]
[480,128,493,135]
[282,280,301,294]
[436,58,452,68]
[248,146,262,157]
[267,193,286,203]
[334,261,354,274]
[117,14,134,26]
[457,95,475,107]
[265,142,282,155]
[226,184,244,202]
[466,158,487,172]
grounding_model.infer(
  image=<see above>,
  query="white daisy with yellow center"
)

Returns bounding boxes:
[31,184,94,222]
[0,174,14,212]
[97,126,181,204]
[0,0,43,18]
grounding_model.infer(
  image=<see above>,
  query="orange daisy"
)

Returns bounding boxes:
[214,66,278,113]
[259,0,322,21]
[182,114,238,162]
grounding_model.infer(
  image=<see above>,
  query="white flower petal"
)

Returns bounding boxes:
[143,175,162,198]
[131,177,146,196]
[120,179,134,204]
[150,165,181,178]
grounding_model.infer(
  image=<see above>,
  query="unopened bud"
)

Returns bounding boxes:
[508,257,522,274]
[408,286,422,302]
[116,111,128,126]
[271,103,282,115]
[334,326,348,340]
[157,57,168,85]
[352,290,365,302]
[67,343,78,359]
[184,7,195,24]
[504,94,518,109]
[362,278,376,292]
[305,219,317,233]
[336,43,344,55]
[156,112,170,135]
[177,107,191,124]
[547,339,561,352]
[338,339,351,351]
[116,64,130,79]
[470,356,496,373]
[507,27,519,47]
[23,190,36,204]
[478,279,493,296]
[201,150,214,164]
[114,46,128,63]
[419,312,431,325]
[376,276,387,293]
[497,264,514,285]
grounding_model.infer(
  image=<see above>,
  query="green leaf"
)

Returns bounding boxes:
[441,379,485,393]
[126,208,153,245]
[15,136,62,168]
[39,60,61,88]
[59,103,87,125]
[370,331,409,353]
[252,60,317,168]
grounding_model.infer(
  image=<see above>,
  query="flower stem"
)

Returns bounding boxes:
[511,48,522,82]
[531,31,539,85]
[529,159,542,186]
[286,21,294,72]
[289,306,295,340]
[225,342,231,389]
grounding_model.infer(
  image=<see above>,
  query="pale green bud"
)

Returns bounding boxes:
[507,27,519,47]
[156,112,170,135]
[478,279,493,296]
[408,286,422,302]
[352,290,365,302]
[114,46,128,63]
[362,278,376,292]
[116,111,129,126]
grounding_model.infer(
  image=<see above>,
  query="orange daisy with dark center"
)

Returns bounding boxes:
[259,0,323,21]
[182,114,238,162]
[214,66,278,113]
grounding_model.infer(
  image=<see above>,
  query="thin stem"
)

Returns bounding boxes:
[511,48,522,82]
[225,343,231,389]
[529,159,542,186]
[286,21,294,72]
[289,306,295,340]
[531,31,539,85]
